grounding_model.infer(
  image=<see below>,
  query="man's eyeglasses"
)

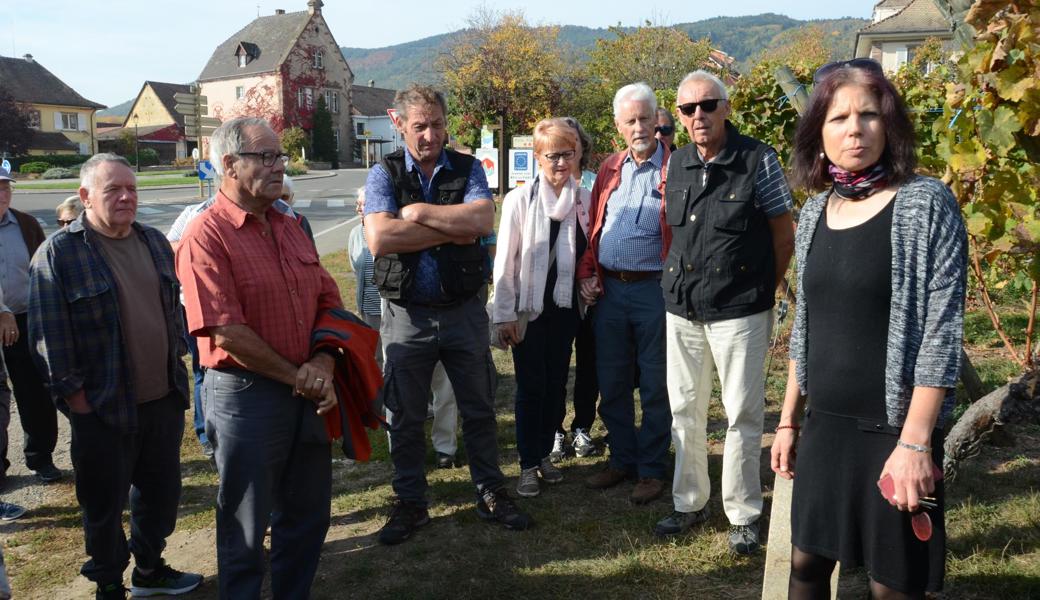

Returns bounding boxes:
[542,150,576,164]
[813,58,883,84]
[655,125,675,136]
[237,151,290,167]
[677,99,723,116]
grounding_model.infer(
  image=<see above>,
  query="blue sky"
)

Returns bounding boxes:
[2,1,878,108]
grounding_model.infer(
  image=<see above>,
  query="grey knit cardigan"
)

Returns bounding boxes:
[789,175,968,428]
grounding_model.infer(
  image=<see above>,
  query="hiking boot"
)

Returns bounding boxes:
[548,431,567,462]
[96,582,128,600]
[33,463,64,483]
[654,507,710,536]
[436,452,456,469]
[516,466,540,497]
[630,478,665,505]
[476,487,533,530]
[729,520,761,555]
[584,466,631,489]
[377,500,430,545]
[538,458,563,484]
[0,502,26,521]
[572,428,597,457]
[130,561,202,597]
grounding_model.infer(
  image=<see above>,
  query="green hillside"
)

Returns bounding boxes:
[341,13,868,90]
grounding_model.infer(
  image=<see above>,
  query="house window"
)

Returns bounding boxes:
[235,86,245,100]
[331,91,338,113]
[239,54,247,68]
[297,88,303,108]
[333,129,340,151]
[304,87,313,109]
[356,122,365,136]
[27,109,40,129]
[313,50,324,69]
[324,90,331,111]
[61,112,79,130]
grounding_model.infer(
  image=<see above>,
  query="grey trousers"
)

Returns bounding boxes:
[381,295,503,505]
[204,368,331,600]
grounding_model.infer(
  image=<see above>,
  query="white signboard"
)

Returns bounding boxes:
[508,149,535,189]
[475,148,498,190]
[511,135,534,149]
[481,126,494,149]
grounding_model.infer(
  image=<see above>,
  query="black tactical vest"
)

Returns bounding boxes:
[661,122,776,322]
[372,148,489,302]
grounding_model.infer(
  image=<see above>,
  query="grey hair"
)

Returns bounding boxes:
[677,70,729,100]
[613,83,657,119]
[56,195,82,218]
[209,116,272,176]
[79,153,133,191]
[393,84,448,124]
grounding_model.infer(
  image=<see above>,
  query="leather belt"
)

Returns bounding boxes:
[602,269,662,283]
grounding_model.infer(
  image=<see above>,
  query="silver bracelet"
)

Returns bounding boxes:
[897,439,930,453]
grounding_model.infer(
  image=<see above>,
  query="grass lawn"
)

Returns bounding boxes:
[4,250,1038,599]
[14,171,197,190]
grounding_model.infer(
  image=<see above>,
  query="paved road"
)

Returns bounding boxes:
[10,169,371,256]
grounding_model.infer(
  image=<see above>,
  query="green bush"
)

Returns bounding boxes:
[41,167,75,180]
[125,149,160,167]
[286,160,308,176]
[39,154,91,168]
[19,162,50,174]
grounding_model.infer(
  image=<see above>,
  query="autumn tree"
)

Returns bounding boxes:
[0,88,33,156]
[281,126,309,161]
[311,96,336,166]
[562,23,714,155]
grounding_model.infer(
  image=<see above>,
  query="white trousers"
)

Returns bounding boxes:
[665,309,771,525]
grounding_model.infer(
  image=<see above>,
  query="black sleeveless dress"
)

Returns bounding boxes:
[791,199,945,593]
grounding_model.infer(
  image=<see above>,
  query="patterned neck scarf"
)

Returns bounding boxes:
[828,162,888,200]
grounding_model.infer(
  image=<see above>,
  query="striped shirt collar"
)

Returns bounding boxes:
[622,141,664,170]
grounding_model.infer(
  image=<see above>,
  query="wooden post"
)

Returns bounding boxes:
[497,111,507,196]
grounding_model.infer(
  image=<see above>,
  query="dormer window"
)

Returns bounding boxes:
[239,54,247,68]
[313,49,324,70]
[236,42,258,68]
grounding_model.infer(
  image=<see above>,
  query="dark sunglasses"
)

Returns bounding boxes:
[677,99,722,116]
[813,58,883,84]
[237,151,290,167]
[654,125,675,136]
[57,219,74,227]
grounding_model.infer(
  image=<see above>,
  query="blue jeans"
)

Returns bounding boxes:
[184,329,208,447]
[593,277,671,479]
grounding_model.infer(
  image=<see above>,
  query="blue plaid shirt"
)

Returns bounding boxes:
[597,143,666,271]
[28,215,189,432]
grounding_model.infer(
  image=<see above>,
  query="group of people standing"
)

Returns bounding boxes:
[0,55,965,600]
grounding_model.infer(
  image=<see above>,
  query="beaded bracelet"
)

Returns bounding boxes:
[775,424,800,433]
[897,439,930,453]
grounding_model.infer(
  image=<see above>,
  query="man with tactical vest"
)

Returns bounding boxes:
[363,84,533,545]
[653,71,795,554]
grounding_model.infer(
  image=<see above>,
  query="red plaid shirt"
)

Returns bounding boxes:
[177,191,342,369]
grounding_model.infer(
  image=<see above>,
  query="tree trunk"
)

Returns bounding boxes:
[943,368,1040,480]
[959,348,986,402]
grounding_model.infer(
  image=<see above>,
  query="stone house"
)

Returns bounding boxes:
[96,81,196,162]
[197,0,354,164]
[854,0,956,72]
[0,54,105,155]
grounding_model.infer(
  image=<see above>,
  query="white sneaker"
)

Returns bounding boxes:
[516,466,540,497]
[572,428,597,457]
[548,431,567,462]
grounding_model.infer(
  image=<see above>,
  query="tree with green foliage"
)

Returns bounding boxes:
[281,126,309,161]
[0,88,33,157]
[311,96,336,166]
[888,37,956,176]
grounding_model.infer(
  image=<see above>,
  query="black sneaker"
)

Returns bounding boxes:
[476,487,533,531]
[129,561,202,596]
[728,520,761,555]
[33,463,64,483]
[95,582,127,600]
[377,499,430,545]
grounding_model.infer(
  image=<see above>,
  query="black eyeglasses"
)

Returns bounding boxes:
[677,99,723,116]
[655,125,675,136]
[237,151,290,167]
[542,150,576,164]
[57,219,74,227]
[813,58,883,84]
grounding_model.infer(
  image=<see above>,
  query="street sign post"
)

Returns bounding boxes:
[197,160,216,181]
[508,149,535,188]
[511,135,534,149]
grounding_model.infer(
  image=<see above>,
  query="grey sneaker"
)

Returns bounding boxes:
[729,520,761,555]
[548,432,566,462]
[654,507,709,536]
[538,458,563,484]
[516,466,540,497]
[572,428,597,457]
[0,502,26,521]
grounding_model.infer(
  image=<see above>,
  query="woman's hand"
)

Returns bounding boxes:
[880,445,936,512]
[0,312,17,347]
[579,276,601,305]
[770,429,798,479]
[496,321,521,348]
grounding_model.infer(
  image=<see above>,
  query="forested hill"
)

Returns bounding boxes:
[342,13,868,90]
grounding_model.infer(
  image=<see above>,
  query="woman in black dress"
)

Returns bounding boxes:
[771,60,967,599]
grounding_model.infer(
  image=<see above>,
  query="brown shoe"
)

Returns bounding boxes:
[630,478,665,504]
[584,466,631,489]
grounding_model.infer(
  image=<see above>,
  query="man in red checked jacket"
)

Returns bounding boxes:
[176,117,343,600]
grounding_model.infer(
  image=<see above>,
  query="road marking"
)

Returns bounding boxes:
[137,206,163,215]
[294,199,312,208]
[327,198,346,208]
[314,216,360,239]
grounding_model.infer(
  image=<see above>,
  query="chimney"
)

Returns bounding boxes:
[23,54,33,63]
[275,8,285,14]
[307,0,323,15]
[368,80,375,87]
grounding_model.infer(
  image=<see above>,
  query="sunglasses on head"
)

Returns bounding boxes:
[677,99,722,116]
[654,125,675,136]
[813,58,883,84]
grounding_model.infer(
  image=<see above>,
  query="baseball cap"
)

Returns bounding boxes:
[0,159,13,182]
